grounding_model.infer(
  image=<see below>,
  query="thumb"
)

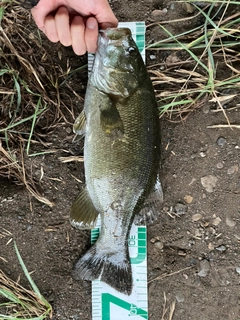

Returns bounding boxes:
[100,21,118,29]
[93,1,118,28]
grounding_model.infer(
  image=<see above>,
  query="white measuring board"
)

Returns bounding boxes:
[88,21,148,320]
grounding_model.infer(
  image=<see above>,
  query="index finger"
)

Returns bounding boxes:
[31,0,57,30]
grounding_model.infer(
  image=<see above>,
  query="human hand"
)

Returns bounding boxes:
[31,0,118,55]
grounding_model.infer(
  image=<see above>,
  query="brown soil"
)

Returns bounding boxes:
[1,1,240,319]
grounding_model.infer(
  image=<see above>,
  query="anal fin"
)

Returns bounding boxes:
[134,176,163,225]
[70,187,99,229]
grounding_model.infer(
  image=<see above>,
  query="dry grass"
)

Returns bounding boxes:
[0,243,52,319]
[0,1,85,205]
[0,140,54,206]
[0,270,51,319]
[147,0,240,121]
[161,292,176,320]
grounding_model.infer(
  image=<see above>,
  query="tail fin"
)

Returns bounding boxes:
[72,244,132,295]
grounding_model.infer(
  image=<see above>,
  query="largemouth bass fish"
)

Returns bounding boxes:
[71,28,163,295]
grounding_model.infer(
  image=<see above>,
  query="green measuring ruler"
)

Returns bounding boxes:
[88,22,148,320]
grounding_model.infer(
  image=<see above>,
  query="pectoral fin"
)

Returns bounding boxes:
[73,110,86,141]
[70,187,99,229]
[99,95,124,139]
[134,176,163,225]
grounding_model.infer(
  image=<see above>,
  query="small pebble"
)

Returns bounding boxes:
[200,152,206,158]
[215,245,226,253]
[150,236,161,243]
[213,217,221,226]
[208,242,215,251]
[202,104,210,114]
[192,213,202,222]
[198,259,210,277]
[174,202,187,215]
[28,32,35,40]
[236,267,240,275]
[153,241,164,249]
[189,258,197,266]
[149,54,156,60]
[38,65,47,77]
[165,52,181,65]
[175,292,185,302]
[226,216,236,227]
[178,250,186,256]
[184,195,193,204]
[216,162,224,169]
[195,229,202,238]
[182,2,194,13]
[227,165,238,175]
[201,175,218,193]
[151,9,167,20]
[216,136,227,147]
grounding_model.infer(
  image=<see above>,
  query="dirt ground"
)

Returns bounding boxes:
[1,1,240,319]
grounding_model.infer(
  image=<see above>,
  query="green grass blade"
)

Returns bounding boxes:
[159,99,194,113]
[159,24,209,73]
[0,7,4,26]
[146,25,203,49]
[0,288,25,306]
[0,107,46,133]
[0,69,9,76]
[13,74,21,108]
[13,242,51,309]
[187,0,240,5]
[0,315,48,320]
[14,243,41,299]
[26,98,46,155]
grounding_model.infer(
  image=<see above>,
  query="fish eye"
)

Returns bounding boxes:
[127,47,135,54]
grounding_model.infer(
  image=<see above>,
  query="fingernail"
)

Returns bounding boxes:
[87,18,97,30]
[100,22,113,29]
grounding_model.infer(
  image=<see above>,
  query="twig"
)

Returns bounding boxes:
[169,300,176,320]
[207,124,240,128]
[59,156,84,163]
[149,266,193,284]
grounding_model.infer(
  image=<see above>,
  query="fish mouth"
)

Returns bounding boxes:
[99,28,132,49]
[99,28,131,42]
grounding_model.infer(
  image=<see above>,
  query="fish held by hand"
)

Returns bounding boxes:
[71,27,163,295]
